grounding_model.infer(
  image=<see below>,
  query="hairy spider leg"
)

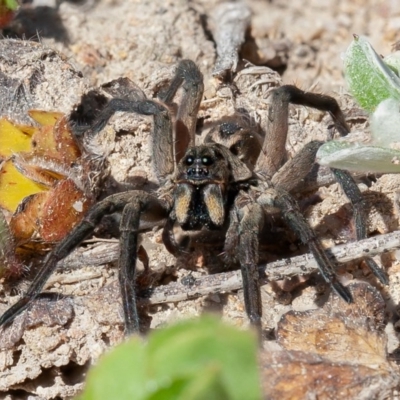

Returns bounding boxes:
[271,140,324,192]
[331,169,388,284]
[118,194,169,334]
[275,86,387,284]
[236,201,264,329]
[256,85,350,178]
[84,99,175,184]
[255,139,351,302]
[0,191,167,332]
[255,85,387,302]
[159,59,204,163]
[0,196,122,327]
[269,187,353,302]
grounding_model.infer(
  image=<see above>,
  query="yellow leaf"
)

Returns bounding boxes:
[0,119,32,158]
[13,124,36,136]
[0,160,47,212]
[28,110,63,126]
[12,154,64,187]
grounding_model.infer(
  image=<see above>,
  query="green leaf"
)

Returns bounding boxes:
[147,364,230,400]
[344,35,400,112]
[77,337,148,400]
[3,0,18,11]
[147,315,260,400]
[78,315,261,400]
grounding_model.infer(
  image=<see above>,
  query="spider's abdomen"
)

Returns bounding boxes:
[174,183,226,230]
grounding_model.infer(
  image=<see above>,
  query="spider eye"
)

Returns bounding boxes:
[185,156,194,165]
[202,156,213,166]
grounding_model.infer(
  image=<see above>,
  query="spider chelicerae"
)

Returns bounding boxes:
[0,60,388,335]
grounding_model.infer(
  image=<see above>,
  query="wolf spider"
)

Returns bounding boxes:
[0,60,387,335]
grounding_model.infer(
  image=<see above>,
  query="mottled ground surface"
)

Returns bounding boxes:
[1,0,400,398]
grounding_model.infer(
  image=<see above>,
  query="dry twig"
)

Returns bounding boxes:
[211,2,251,78]
[58,230,400,305]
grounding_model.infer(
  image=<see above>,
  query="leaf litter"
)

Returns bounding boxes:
[260,282,400,399]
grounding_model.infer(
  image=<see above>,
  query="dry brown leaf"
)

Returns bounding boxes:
[0,111,98,249]
[261,350,396,400]
[260,282,400,399]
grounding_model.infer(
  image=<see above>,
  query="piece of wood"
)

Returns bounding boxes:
[57,230,400,305]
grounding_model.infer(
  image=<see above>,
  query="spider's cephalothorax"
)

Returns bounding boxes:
[0,60,388,335]
[175,146,228,230]
[173,144,248,231]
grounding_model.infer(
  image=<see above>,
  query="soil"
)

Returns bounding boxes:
[1,0,400,398]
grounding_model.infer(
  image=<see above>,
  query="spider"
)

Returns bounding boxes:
[0,60,388,335]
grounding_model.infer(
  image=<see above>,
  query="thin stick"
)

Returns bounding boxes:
[211,3,251,79]
[57,231,400,305]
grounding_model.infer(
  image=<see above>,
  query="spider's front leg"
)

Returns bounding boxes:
[0,193,131,328]
[0,191,169,334]
[82,99,174,183]
[79,59,203,184]
[158,59,203,161]
[256,85,350,178]
[118,193,169,334]
[232,201,264,330]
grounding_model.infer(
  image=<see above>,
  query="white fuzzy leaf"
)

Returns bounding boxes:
[317,141,400,173]
[370,98,400,147]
